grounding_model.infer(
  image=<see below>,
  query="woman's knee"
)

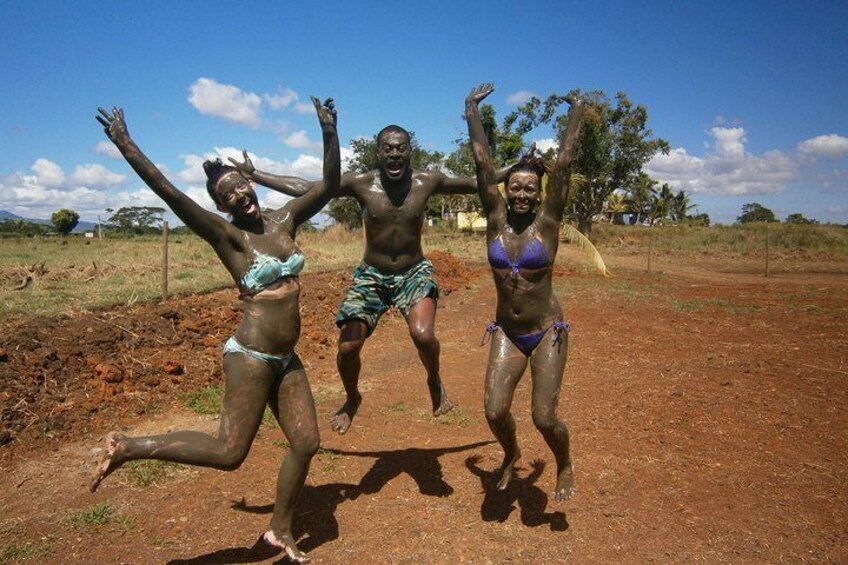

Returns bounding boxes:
[289,431,320,459]
[218,443,251,471]
[531,406,559,432]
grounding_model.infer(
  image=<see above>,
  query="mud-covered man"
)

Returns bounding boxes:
[231,126,504,434]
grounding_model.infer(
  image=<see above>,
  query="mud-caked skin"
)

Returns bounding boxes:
[229,126,507,434]
[466,83,585,502]
[90,98,340,563]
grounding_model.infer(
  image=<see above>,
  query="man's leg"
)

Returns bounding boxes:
[406,297,452,415]
[331,320,369,434]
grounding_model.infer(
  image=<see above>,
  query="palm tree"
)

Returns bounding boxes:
[604,191,628,225]
[670,189,695,223]
[628,172,656,225]
[648,183,674,225]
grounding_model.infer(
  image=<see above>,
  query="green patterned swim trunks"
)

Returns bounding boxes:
[336,259,439,334]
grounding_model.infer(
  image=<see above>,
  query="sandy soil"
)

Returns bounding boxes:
[1,249,846,564]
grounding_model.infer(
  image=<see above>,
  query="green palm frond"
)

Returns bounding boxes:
[561,223,610,277]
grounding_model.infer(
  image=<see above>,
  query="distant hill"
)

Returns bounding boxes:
[0,210,98,233]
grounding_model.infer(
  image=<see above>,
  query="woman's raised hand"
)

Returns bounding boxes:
[96,107,129,143]
[312,96,337,128]
[466,83,495,105]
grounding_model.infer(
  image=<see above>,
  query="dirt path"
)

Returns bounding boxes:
[1,252,846,563]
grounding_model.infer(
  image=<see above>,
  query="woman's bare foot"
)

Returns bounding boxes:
[496,449,521,490]
[554,461,575,501]
[89,432,124,493]
[330,394,361,435]
[263,529,309,563]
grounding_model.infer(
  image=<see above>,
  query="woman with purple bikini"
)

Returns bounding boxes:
[465,83,585,501]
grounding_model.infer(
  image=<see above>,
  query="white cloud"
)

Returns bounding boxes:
[264,88,298,109]
[95,140,122,159]
[828,204,844,213]
[506,90,537,105]
[532,137,557,154]
[32,159,65,187]
[283,130,315,150]
[0,172,109,220]
[69,164,126,187]
[293,101,315,115]
[645,127,796,195]
[188,78,262,127]
[798,134,848,158]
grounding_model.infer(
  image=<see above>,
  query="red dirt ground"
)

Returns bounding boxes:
[1,250,846,563]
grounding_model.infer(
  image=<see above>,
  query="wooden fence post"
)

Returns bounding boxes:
[764,227,770,278]
[162,221,169,301]
[647,230,653,273]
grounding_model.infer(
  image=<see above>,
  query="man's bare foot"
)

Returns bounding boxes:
[330,394,361,435]
[554,461,575,501]
[89,432,124,493]
[429,382,453,416]
[496,449,521,490]
[263,530,309,563]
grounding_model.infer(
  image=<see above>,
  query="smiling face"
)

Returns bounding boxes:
[505,170,541,215]
[377,130,412,183]
[214,171,259,220]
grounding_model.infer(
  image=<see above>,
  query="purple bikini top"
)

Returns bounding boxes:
[487,236,551,277]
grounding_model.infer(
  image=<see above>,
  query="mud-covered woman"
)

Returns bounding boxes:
[465,83,585,501]
[89,96,340,563]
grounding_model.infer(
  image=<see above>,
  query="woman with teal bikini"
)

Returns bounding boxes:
[465,83,585,501]
[89,97,339,563]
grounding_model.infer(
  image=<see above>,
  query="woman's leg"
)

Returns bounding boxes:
[264,355,320,563]
[528,331,573,501]
[483,331,528,490]
[91,353,273,491]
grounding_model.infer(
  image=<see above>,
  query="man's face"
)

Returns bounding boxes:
[377,131,411,182]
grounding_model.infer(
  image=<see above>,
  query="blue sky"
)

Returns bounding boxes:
[1,0,846,226]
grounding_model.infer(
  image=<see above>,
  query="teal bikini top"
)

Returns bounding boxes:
[241,252,305,295]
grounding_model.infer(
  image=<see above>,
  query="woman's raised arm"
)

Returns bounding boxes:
[465,83,504,223]
[541,97,586,223]
[96,107,230,244]
[283,97,341,229]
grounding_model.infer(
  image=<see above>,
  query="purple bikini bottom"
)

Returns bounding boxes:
[481,320,570,356]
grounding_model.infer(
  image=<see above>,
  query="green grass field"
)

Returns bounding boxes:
[1,223,845,317]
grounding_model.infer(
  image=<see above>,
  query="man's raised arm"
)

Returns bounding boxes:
[433,165,512,195]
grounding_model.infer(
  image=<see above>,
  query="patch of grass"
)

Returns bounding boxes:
[383,401,406,413]
[261,407,276,427]
[179,385,223,415]
[68,502,115,528]
[316,446,342,473]
[124,460,185,487]
[436,407,475,428]
[670,297,762,314]
[272,438,291,449]
[0,538,54,562]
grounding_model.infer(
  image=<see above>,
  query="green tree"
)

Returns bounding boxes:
[670,189,695,223]
[687,212,711,227]
[605,191,629,225]
[108,206,165,234]
[564,91,669,239]
[737,203,777,223]
[648,183,674,225]
[51,208,79,235]
[0,219,49,236]
[627,172,656,224]
[785,212,817,224]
